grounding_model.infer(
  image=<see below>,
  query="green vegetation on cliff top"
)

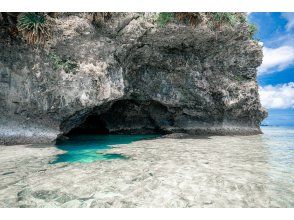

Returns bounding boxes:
[1,12,258,45]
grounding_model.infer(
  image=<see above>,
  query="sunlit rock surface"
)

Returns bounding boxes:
[0,13,267,144]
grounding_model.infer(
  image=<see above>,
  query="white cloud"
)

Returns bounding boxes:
[258,46,294,75]
[282,12,294,31]
[259,83,294,109]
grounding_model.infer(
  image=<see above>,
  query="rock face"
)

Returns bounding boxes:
[0,13,267,145]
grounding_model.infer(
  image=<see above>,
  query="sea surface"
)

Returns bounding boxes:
[53,126,294,167]
[0,126,293,207]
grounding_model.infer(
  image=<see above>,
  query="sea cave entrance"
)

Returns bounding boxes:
[63,99,173,137]
[56,100,173,163]
[66,114,109,135]
[56,99,173,163]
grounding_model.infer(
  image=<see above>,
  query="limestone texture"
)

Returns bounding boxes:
[0,13,267,144]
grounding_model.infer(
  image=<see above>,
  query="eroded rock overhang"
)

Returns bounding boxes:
[0,13,267,144]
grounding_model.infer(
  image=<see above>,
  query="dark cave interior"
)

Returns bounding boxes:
[65,100,173,136]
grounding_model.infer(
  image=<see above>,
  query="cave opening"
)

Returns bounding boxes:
[63,99,173,137]
[66,114,109,135]
[55,100,174,163]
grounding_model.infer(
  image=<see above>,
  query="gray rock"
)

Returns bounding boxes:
[0,13,267,144]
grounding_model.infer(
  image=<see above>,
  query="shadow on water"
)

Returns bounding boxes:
[51,134,160,164]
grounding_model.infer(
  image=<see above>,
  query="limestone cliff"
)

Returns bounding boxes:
[0,13,267,144]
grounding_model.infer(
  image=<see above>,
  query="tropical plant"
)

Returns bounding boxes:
[156,12,173,26]
[238,13,247,24]
[248,23,258,39]
[210,12,238,28]
[17,13,51,45]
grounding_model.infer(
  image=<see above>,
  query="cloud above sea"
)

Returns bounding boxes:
[255,13,294,76]
[259,82,294,109]
[258,45,294,74]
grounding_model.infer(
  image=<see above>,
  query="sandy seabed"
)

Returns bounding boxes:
[0,128,293,208]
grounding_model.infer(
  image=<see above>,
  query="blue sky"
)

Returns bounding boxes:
[248,13,294,126]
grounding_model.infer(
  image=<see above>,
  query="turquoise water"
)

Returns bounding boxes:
[1,126,293,207]
[53,134,159,163]
[53,126,294,166]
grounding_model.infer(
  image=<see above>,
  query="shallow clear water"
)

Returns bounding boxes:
[256,126,294,206]
[261,126,294,167]
[53,134,160,163]
[1,126,293,207]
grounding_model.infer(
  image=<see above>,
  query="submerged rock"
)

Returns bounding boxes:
[0,13,267,144]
